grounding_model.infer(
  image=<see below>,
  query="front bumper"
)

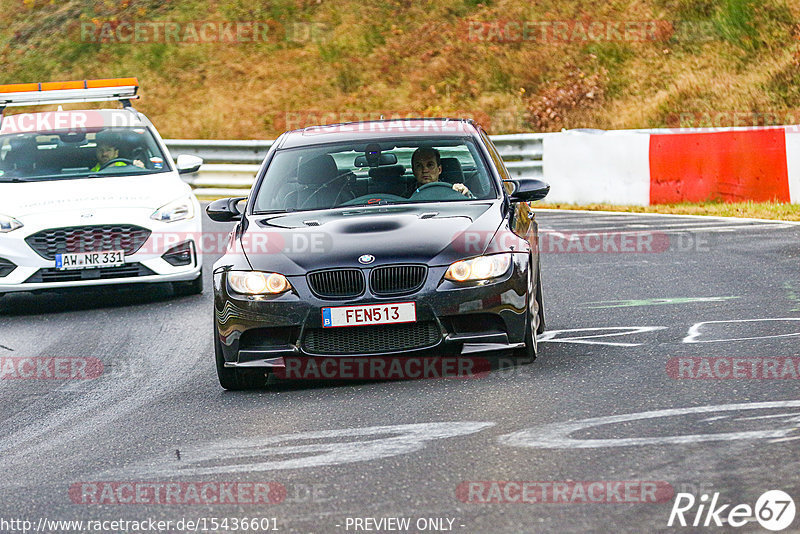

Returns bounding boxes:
[213,253,531,367]
[0,208,202,293]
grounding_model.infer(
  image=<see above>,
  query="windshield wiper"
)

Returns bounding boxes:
[343,200,404,207]
[85,170,153,179]
[252,209,290,215]
[0,177,35,183]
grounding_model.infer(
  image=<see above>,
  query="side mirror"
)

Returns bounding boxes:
[176,154,204,174]
[503,178,550,202]
[206,197,247,222]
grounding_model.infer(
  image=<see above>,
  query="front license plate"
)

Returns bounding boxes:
[55,250,125,270]
[322,302,416,328]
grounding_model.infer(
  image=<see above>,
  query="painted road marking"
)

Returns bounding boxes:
[651,223,790,233]
[100,422,495,478]
[544,220,776,229]
[541,223,790,234]
[497,400,800,449]
[538,326,667,347]
[784,282,800,312]
[683,318,800,343]
[535,208,800,226]
[583,297,739,309]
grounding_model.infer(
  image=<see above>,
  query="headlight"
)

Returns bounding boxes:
[228,271,292,295]
[151,196,195,223]
[0,214,23,233]
[445,253,512,282]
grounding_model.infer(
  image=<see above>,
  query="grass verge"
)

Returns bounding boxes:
[535,201,800,221]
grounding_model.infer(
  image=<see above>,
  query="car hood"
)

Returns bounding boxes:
[242,202,505,275]
[0,173,191,217]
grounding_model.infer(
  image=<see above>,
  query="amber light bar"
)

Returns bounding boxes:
[0,78,139,107]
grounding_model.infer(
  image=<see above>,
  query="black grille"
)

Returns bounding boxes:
[307,269,365,299]
[370,265,427,296]
[24,263,155,283]
[0,257,16,278]
[25,225,151,260]
[303,321,441,355]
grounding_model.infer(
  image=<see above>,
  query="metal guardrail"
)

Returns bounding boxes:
[165,133,546,197]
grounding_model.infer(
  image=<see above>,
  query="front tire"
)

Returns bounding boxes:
[513,306,538,360]
[535,262,545,335]
[513,257,540,360]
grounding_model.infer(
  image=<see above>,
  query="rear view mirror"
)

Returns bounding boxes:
[354,153,398,167]
[59,133,86,143]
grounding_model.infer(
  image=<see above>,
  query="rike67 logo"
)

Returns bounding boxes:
[668,490,795,531]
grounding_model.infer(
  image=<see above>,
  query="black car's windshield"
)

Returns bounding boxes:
[252,138,497,213]
[0,127,170,182]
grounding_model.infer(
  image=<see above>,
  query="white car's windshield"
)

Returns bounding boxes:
[0,127,170,182]
[252,138,497,213]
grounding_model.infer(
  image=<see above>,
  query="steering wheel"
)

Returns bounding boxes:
[412,181,475,200]
[99,158,134,170]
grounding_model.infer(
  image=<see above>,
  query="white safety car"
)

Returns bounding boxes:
[0,78,204,297]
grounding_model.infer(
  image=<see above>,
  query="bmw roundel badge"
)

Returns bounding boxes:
[358,254,375,265]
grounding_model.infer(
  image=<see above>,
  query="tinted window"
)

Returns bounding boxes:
[253,138,497,213]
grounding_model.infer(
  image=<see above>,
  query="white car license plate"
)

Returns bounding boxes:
[55,250,125,270]
[322,302,416,328]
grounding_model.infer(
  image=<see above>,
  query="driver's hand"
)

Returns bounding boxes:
[133,159,145,168]
[452,183,471,196]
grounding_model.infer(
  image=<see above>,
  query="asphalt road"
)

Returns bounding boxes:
[0,209,799,534]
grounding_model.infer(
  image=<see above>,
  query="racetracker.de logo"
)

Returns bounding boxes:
[276,110,492,132]
[138,230,679,257]
[457,481,674,504]
[78,20,329,44]
[275,356,491,380]
[295,119,473,135]
[667,357,800,379]
[455,230,671,254]
[0,357,103,380]
[462,20,671,43]
[0,111,140,135]
[130,231,332,256]
[69,482,286,505]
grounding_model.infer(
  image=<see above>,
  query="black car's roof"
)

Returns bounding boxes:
[277,118,480,149]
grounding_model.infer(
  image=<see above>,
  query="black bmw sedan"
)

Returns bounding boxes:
[207,119,549,389]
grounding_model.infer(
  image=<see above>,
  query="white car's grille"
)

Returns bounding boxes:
[25,225,151,260]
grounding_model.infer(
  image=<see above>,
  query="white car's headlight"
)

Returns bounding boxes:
[228,271,292,295]
[445,253,513,282]
[0,214,23,233]
[151,196,195,223]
